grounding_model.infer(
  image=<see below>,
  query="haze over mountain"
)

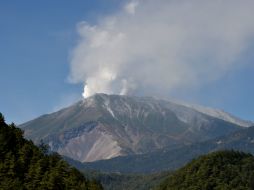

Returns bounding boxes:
[20,94,251,163]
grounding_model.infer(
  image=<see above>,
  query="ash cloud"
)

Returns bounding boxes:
[69,0,254,98]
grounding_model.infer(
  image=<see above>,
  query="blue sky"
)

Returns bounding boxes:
[0,0,125,123]
[1,0,254,124]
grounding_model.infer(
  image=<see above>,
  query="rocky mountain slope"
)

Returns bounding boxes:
[20,94,249,162]
[178,102,252,127]
[80,126,254,173]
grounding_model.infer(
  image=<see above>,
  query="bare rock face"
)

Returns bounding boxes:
[35,121,123,162]
[20,94,251,162]
[56,126,122,162]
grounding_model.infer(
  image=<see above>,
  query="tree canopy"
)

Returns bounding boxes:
[0,113,103,190]
[156,150,254,190]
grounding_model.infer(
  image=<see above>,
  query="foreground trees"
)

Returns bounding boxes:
[157,150,254,190]
[0,113,103,190]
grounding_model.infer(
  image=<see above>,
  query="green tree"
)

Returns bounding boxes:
[0,113,103,190]
[0,112,4,123]
[156,151,254,190]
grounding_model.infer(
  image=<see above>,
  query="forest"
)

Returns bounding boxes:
[156,150,254,190]
[1,111,254,190]
[0,113,102,190]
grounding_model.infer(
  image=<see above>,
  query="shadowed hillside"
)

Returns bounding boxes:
[0,113,103,190]
[156,150,254,190]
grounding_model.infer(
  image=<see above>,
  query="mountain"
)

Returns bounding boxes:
[0,113,103,190]
[156,150,254,190]
[80,126,254,173]
[20,93,248,162]
[176,101,253,127]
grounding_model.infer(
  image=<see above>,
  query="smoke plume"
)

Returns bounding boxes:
[69,0,254,98]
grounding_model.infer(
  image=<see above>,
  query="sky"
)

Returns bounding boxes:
[0,0,254,124]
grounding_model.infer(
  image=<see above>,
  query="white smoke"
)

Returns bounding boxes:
[69,0,254,99]
[125,0,139,15]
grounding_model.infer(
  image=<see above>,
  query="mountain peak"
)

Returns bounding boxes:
[83,94,253,127]
[20,94,251,162]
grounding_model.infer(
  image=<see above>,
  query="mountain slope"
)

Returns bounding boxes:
[0,113,103,190]
[179,102,253,127]
[156,150,254,190]
[20,94,245,162]
[80,126,254,173]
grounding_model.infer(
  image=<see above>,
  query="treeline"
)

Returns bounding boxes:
[2,111,254,190]
[156,150,254,190]
[0,113,103,190]
[82,170,171,190]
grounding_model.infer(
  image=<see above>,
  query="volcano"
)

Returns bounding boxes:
[20,94,252,162]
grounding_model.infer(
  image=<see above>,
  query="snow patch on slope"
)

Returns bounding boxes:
[103,98,116,119]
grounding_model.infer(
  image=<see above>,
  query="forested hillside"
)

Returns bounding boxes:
[84,171,170,190]
[0,113,103,190]
[157,150,254,190]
